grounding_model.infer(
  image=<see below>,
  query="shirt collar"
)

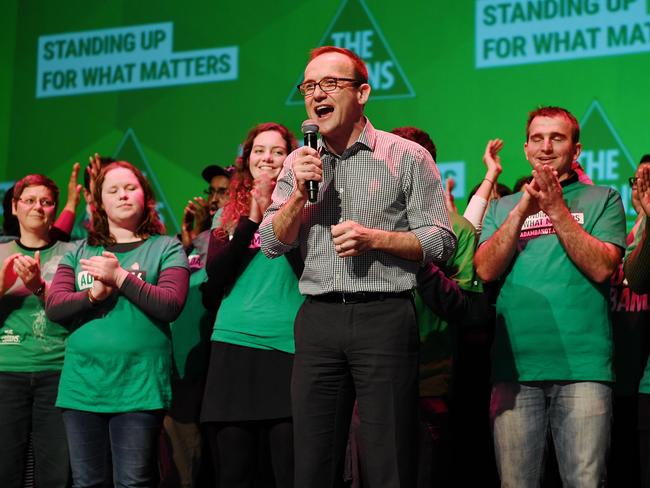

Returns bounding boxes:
[320,117,374,159]
[560,171,579,188]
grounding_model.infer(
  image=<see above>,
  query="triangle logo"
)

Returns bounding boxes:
[286,0,415,105]
[112,129,180,234]
[579,100,638,227]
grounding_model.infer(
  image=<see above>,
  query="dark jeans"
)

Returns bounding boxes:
[292,296,419,488]
[0,371,70,488]
[62,409,163,488]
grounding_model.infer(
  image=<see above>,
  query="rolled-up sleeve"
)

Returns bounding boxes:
[405,149,457,264]
[260,152,301,258]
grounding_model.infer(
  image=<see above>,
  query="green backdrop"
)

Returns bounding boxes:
[1,0,649,233]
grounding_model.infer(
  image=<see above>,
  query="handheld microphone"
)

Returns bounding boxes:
[301,120,320,203]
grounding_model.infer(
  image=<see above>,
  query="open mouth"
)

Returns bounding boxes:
[315,105,334,118]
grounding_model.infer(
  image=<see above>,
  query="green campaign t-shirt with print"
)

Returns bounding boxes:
[212,251,302,354]
[56,235,188,412]
[0,240,77,372]
[415,212,482,397]
[480,179,626,382]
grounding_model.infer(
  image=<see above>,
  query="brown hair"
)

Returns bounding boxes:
[88,161,165,246]
[217,123,297,237]
[526,106,580,144]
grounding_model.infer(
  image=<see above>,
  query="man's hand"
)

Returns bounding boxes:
[526,164,566,218]
[291,146,322,201]
[331,220,375,257]
[483,138,504,180]
[64,162,82,212]
[637,165,650,217]
[183,197,209,232]
[445,177,458,214]
[87,153,103,197]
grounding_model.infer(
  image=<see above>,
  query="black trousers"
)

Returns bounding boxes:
[292,296,419,488]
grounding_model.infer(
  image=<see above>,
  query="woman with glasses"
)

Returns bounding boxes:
[0,174,76,488]
[200,123,302,488]
[45,161,189,487]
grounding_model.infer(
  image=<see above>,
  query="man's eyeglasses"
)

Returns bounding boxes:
[17,197,55,208]
[297,77,363,97]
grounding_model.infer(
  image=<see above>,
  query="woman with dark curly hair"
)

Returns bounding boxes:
[201,123,302,487]
[45,161,189,487]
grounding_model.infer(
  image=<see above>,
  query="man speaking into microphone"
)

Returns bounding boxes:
[260,46,456,488]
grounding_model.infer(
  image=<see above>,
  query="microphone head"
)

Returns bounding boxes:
[301,119,319,135]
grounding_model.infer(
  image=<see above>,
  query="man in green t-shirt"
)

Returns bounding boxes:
[474,106,627,487]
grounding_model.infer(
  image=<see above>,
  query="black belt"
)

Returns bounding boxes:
[309,291,412,304]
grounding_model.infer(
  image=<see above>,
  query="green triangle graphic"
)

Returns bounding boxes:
[579,100,638,226]
[113,129,180,235]
[286,0,415,105]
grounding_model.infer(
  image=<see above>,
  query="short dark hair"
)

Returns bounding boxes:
[13,174,60,212]
[309,46,368,83]
[390,126,437,161]
[639,154,650,164]
[526,106,580,144]
[201,164,229,184]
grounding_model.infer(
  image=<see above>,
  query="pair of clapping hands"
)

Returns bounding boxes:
[81,252,129,302]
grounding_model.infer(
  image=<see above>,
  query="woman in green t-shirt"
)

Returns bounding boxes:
[46,161,189,487]
[0,174,75,488]
[201,123,303,487]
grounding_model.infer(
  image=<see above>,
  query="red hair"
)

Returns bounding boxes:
[309,46,368,82]
[526,106,580,144]
[88,161,165,246]
[216,123,297,237]
[13,174,60,213]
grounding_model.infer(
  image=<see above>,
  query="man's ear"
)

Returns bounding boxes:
[357,83,371,105]
[572,142,583,162]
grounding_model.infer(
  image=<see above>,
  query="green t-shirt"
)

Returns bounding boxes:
[212,251,302,353]
[0,240,77,372]
[56,235,189,412]
[416,212,482,397]
[625,216,650,393]
[480,180,626,382]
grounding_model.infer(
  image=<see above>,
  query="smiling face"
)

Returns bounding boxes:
[248,130,289,181]
[524,115,582,180]
[12,185,57,235]
[303,52,370,153]
[100,167,145,229]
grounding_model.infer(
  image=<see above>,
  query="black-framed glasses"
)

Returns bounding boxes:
[17,197,55,208]
[629,177,638,187]
[297,77,363,96]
